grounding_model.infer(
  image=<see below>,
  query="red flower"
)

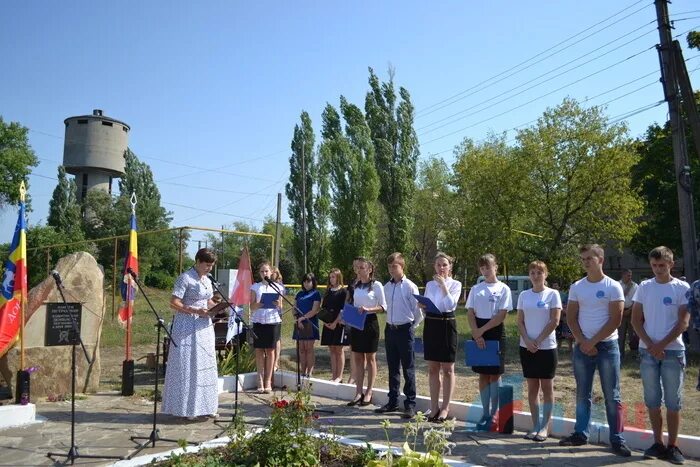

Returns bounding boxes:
[274,400,289,409]
[312,414,319,420]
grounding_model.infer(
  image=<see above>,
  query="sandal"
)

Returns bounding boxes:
[347,395,362,406]
[359,393,373,406]
[523,431,536,440]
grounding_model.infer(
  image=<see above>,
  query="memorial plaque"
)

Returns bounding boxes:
[45,302,82,346]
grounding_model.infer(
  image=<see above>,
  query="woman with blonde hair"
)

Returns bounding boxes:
[320,268,349,382]
[420,252,462,422]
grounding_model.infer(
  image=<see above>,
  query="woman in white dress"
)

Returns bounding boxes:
[161,248,219,419]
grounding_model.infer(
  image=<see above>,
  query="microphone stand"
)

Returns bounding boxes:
[264,280,333,415]
[125,269,197,459]
[47,275,124,464]
[207,277,256,438]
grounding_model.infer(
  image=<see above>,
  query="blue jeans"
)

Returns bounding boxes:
[384,323,416,409]
[639,349,685,411]
[572,340,625,445]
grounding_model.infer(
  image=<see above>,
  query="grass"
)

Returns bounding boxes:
[98,290,700,436]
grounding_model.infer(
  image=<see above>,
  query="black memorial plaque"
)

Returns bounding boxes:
[45,302,82,346]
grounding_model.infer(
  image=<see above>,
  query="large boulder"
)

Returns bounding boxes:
[5,252,105,397]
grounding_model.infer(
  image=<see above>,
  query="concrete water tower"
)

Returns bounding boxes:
[63,109,130,202]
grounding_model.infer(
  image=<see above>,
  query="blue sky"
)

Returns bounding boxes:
[2,0,699,251]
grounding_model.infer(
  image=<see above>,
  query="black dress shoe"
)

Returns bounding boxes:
[346,396,362,406]
[374,403,400,413]
[359,394,373,406]
[401,407,416,419]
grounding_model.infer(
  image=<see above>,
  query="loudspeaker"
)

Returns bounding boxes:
[121,360,134,396]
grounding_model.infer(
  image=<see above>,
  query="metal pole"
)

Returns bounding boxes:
[655,0,699,282]
[274,193,282,269]
[112,239,118,320]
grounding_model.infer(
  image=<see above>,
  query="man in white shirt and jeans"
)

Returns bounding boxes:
[618,269,639,359]
[632,246,689,465]
[375,252,423,419]
[559,244,631,457]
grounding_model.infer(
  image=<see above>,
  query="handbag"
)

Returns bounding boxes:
[317,307,335,324]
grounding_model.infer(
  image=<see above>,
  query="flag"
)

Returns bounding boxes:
[118,212,138,325]
[229,247,252,306]
[0,190,27,357]
[226,247,252,343]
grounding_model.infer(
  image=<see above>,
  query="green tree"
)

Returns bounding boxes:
[412,157,455,283]
[321,99,380,277]
[286,112,330,276]
[514,98,644,283]
[449,134,526,282]
[48,166,83,238]
[0,117,38,208]
[365,68,419,261]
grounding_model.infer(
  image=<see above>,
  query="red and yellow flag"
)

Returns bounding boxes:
[118,212,138,325]
[0,183,28,357]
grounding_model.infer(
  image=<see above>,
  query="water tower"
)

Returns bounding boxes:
[63,109,130,202]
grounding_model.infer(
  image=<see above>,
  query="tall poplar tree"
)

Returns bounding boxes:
[365,68,419,259]
[48,165,83,237]
[321,98,380,277]
[286,111,330,275]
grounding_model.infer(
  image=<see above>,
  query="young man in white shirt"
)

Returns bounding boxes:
[618,269,639,359]
[632,246,690,465]
[559,244,631,457]
[375,252,423,419]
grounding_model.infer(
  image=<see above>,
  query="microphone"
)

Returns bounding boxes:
[207,274,219,285]
[263,276,272,284]
[51,270,63,287]
[126,267,138,279]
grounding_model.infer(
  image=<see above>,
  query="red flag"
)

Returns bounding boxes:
[230,247,252,306]
[0,194,27,357]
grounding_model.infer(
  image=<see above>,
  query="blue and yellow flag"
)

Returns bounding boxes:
[118,211,138,325]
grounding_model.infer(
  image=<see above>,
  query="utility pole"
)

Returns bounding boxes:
[655,0,699,283]
[301,138,308,274]
[274,193,282,269]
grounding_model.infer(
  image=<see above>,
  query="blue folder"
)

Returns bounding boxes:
[341,303,367,331]
[464,340,500,366]
[413,337,424,354]
[261,292,279,308]
[413,294,441,315]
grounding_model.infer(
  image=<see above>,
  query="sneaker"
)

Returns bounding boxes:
[612,442,632,457]
[559,432,588,446]
[401,407,416,419]
[666,445,686,465]
[643,442,667,459]
[374,403,400,414]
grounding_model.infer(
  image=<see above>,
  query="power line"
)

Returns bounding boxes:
[415,0,652,118]
[417,22,657,133]
[420,44,658,146]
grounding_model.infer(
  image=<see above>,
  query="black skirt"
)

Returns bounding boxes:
[350,314,379,353]
[321,323,349,346]
[472,317,505,375]
[423,313,458,363]
[519,347,557,379]
[252,323,281,349]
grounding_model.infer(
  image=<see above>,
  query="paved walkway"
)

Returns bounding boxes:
[1,389,698,466]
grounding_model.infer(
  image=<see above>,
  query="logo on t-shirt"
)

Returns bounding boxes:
[663,296,673,306]
[596,290,605,298]
[488,293,498,303]
[536,300,546,308]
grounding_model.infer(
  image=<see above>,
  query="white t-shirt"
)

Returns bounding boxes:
[517,287,562,350]
[632,277,690,351]
[466,281,512,319]
[568,275,624,341]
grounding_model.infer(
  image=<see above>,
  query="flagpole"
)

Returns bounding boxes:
[125,194,137,363]
[19,182,26,372]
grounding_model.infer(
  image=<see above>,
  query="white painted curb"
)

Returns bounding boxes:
[0,403,37,429]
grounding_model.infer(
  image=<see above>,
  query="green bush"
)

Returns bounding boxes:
[145,270,175,290]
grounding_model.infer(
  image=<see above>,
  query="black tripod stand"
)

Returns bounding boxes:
[265,279,333,415]
[125,268,197,459]
[47,271,124,465]
[207,275,256,437]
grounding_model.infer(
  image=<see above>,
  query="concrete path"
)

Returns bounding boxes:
[1,389,698,466]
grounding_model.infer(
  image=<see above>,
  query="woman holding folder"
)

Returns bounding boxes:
[347,257,386,407]
[249,261,283,393]
[516,261,561,442]
[466,254,512,431]
[420,252,462,422]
